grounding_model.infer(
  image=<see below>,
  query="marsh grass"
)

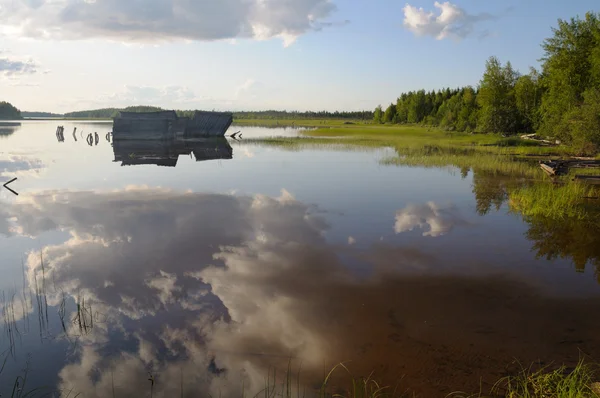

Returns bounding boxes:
[243,123,580,158]
[509,182,600,219]
[384,146,540,179]
[230,361,410,398]
[232,119,371,128]
[2,290,22,358]
[492,359,599,398]
[448,359,600,398]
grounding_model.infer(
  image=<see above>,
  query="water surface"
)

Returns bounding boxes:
[0,120,599,397]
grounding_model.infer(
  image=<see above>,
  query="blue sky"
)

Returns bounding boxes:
[0,0,597,113]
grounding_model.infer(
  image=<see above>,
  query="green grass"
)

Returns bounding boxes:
[450,359,600,398]
[509,181,600,220]
[232,119,373,127]
[492,359,598,398]
[384,146,541,178]
[242,123,579,158]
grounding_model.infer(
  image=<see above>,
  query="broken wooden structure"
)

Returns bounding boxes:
[112,110,233,140]
[539,159,600,183]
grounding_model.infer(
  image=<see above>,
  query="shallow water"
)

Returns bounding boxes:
[0,120,599,397]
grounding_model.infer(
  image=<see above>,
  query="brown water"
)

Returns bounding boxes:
[0,120,599,397]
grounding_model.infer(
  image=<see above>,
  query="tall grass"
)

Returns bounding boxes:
[448,359,599,398]
[491,359,599,398]
[509,182,600,220]
[384,146,540,178]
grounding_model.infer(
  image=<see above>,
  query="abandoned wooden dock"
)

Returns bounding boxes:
[112,110,233,140]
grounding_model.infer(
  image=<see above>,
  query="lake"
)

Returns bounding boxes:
[0,120,599,397]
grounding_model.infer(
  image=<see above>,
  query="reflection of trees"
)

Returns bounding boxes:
[524,215,600,282]
[471,172,509,215]
[0,122,21,137]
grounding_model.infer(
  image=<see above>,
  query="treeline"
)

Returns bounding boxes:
[375,12,600,153]
[0,102,22,119]
[63,106,163,119]
[46,107,374,121]
[233,110,373,120]
[22,111,65,118]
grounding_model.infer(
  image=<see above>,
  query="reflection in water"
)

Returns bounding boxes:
[112,137,233,167]
[525,215,600,280]
[0,122,21,137]
[469,171,600,276]
[394,201,468,237]
[471,172,509,216]
[0,155,44,179]
[1,188,599,396]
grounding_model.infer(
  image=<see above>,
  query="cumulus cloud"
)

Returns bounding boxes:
[394,201,468,237]
[0,0,342,46]
[402,1,495,40]
[0,54,38,76]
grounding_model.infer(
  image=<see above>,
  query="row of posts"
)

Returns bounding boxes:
[56,126,111,146]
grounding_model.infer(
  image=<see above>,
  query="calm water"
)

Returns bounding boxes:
[0,120,599,397]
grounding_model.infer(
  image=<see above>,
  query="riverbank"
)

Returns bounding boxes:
[241,122,598,158]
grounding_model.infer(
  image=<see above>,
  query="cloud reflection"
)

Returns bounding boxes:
[0,155,44,181]
[394,201,468,237]
[2,188,600,396]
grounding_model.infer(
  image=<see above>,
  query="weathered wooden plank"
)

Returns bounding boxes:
[540,163,556,176]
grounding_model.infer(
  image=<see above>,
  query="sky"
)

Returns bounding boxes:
[0,0,597,113]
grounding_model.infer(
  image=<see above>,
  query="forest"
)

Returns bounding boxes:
[0,101,22,119]
[373,12,600,154]
[58,108,371,120]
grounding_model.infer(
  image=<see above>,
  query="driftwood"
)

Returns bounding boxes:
[540,159,600,177]
[540,163,557,176]
[521,133,557,146]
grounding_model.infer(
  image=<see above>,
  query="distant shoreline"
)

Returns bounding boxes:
[22,117,113,121]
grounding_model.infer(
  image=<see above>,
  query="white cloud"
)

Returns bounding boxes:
[0,0,342,46]
[402,1,495,40]
[394,201,468,237]
[0,53,38,76]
